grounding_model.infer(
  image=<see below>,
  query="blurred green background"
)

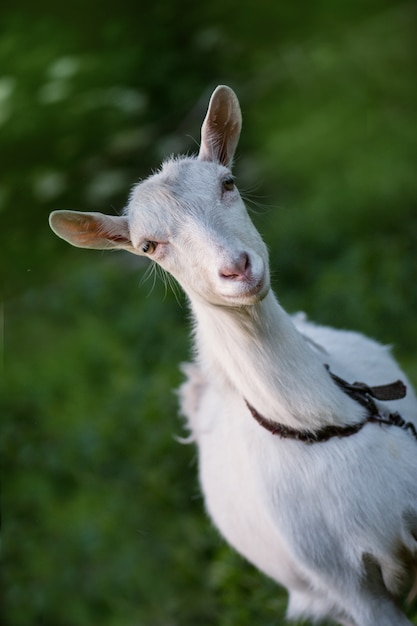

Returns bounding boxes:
[3,0,417,624]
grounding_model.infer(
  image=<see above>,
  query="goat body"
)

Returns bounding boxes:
[49,86,417,626]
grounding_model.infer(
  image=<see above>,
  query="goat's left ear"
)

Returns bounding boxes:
[49,210,135,252]
[198,85,242,168]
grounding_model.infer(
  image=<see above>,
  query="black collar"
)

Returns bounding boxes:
[246,366,417,445]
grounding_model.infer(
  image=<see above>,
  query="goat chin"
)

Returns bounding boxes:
[217,282,270,306]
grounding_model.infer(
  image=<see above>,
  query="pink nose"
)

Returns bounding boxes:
[219,252,251,281]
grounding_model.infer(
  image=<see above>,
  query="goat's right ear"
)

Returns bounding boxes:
[49,210,135,252]
[198,85,242,168]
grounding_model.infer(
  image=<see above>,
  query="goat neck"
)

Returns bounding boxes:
[191,290,365,432]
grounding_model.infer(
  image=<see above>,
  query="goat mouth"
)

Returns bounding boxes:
[221,275,269,304]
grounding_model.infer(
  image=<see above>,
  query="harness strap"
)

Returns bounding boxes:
[326,366,406,407]
[246,366,417,445]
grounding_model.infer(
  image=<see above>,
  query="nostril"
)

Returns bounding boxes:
[241,252,250,273]
[220,252,251,280]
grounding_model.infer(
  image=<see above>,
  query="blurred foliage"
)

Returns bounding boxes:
[2,0,417,625]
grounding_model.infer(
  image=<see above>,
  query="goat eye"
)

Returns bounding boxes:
[222,177,235,192]
[141,240,157,254]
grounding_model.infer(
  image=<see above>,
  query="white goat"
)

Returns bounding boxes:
[49,86,417,626]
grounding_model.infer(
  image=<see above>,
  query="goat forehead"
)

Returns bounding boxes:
[128,157,231,224]
[160,157,229,191]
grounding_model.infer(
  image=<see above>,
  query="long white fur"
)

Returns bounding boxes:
[49,86,417,626]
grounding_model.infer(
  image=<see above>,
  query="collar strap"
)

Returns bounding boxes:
[246,366,417,445]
